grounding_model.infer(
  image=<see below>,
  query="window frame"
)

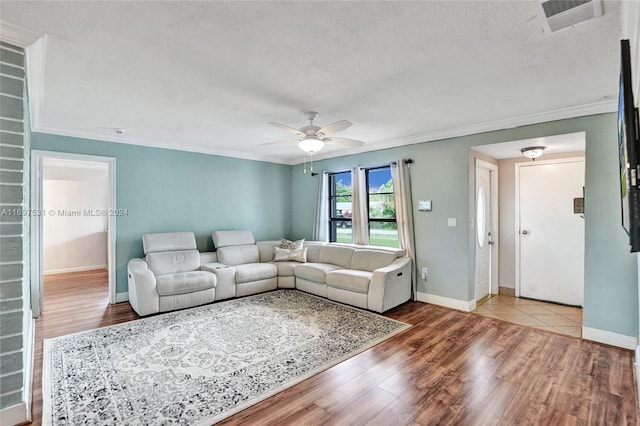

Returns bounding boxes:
[327,165,399,247]
[328,170,352,243]
[365,165,398,246]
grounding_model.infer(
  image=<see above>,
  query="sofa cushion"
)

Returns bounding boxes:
[235,263,278,284]
[270,261,299,276]
[257,241,280,262]
[146,250,200,276]
[217,245,260,266]
[319,245,355,269]
[156,271,216,296]
[304,243,325,263]
[326,269,373,294]
[295,263,342,284]
[143,232,196,254]
[351,249,399,272]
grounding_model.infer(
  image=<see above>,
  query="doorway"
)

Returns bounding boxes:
[516,157,585,306]
[474,159,498,302]
[31,151,116,317]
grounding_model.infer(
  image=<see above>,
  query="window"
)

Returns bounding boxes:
[329,171,352,243]
[366,166,399,248]
[328,166,399,248]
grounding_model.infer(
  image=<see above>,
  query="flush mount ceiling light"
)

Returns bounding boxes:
[521,146,546,161]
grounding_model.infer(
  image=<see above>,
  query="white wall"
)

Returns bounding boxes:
[498,151,585,289]
[43,162,108,274]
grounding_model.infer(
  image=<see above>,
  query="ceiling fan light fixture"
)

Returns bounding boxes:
[521,146,546,160]
[298,136,325,153]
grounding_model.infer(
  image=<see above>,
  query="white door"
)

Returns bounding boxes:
[475,165,492,301]
[519,159,585,306]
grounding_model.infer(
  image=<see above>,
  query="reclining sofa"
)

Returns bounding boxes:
[128,230,412,316]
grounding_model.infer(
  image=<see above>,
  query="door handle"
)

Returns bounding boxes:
[521,229,529,235]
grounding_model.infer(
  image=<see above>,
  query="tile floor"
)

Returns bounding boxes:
[472,294,582,338]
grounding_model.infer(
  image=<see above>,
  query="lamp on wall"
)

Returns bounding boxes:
[521,146,546,161]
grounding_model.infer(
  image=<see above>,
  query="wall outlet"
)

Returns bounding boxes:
[421,267,428,280]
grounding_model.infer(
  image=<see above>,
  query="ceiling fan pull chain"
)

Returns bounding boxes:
[303,153,307,174]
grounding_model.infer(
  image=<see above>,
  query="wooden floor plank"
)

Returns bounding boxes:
[25,271,638,425]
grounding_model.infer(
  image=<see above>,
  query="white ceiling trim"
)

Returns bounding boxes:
[304,99,617,164]
[30,98,617,167]
[30,124,290,165]
[0,20,41,48]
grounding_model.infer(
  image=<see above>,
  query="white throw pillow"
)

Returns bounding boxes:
[273,246,308,263]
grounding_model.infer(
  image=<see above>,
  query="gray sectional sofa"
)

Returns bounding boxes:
[127,230,412,316]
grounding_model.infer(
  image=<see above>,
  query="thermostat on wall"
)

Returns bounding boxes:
[418,200,432,211]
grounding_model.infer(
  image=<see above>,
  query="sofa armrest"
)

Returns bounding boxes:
[368,256,412,313]
[199,252,218,265]
[127,258,159,316]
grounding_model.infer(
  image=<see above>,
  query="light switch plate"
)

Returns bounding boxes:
[447,218,457,227]
[418,200,432,211]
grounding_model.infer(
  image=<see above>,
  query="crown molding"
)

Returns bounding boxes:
[30,124,290,165]
[0,21,42,48]
[301,100,617,165]
[30,99,616,167]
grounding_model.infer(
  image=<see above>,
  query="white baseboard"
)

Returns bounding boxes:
[116,292,129,303]
[416,291,476,312]
[0,402,28,426]
[582,326,637,350]
[44,265,107,275]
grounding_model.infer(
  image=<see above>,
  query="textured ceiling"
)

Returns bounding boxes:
[0,1,623,164]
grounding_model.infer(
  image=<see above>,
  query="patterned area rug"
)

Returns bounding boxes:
[43,290,410,425]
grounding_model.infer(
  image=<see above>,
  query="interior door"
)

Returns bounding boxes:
[475,165,492,301]
[519,159,585,306]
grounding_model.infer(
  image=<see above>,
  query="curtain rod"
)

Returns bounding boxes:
[311,159,413,176]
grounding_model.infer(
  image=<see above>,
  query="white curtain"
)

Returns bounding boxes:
[351,166,369,245]
[392,160,417,300]
[312,171,329,242]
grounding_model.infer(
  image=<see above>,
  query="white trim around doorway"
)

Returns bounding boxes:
[475,159,499,297]
[30,150,117,317]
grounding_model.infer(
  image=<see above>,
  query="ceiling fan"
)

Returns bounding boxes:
[262,111,364,154]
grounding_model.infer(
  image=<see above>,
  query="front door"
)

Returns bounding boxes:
[475,164,492,301]
[519,159,585,306]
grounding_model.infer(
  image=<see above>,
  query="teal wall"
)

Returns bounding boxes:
[31,133,292,294]
[32,112,639,338]
[290,113,638,338]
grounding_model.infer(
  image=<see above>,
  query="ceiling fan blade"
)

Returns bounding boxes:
[260,139,299,146]
[268,122,305,136]
[324,137,364,148]
[317,120,352,136]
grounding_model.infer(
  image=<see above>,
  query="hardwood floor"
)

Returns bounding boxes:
[28,272,638,425]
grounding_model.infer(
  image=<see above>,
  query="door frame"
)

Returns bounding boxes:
[514,156,585,298]
[475,159,499,298]
[30,150,117,317]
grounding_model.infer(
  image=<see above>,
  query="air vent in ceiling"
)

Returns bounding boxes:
[538,0,603,33]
